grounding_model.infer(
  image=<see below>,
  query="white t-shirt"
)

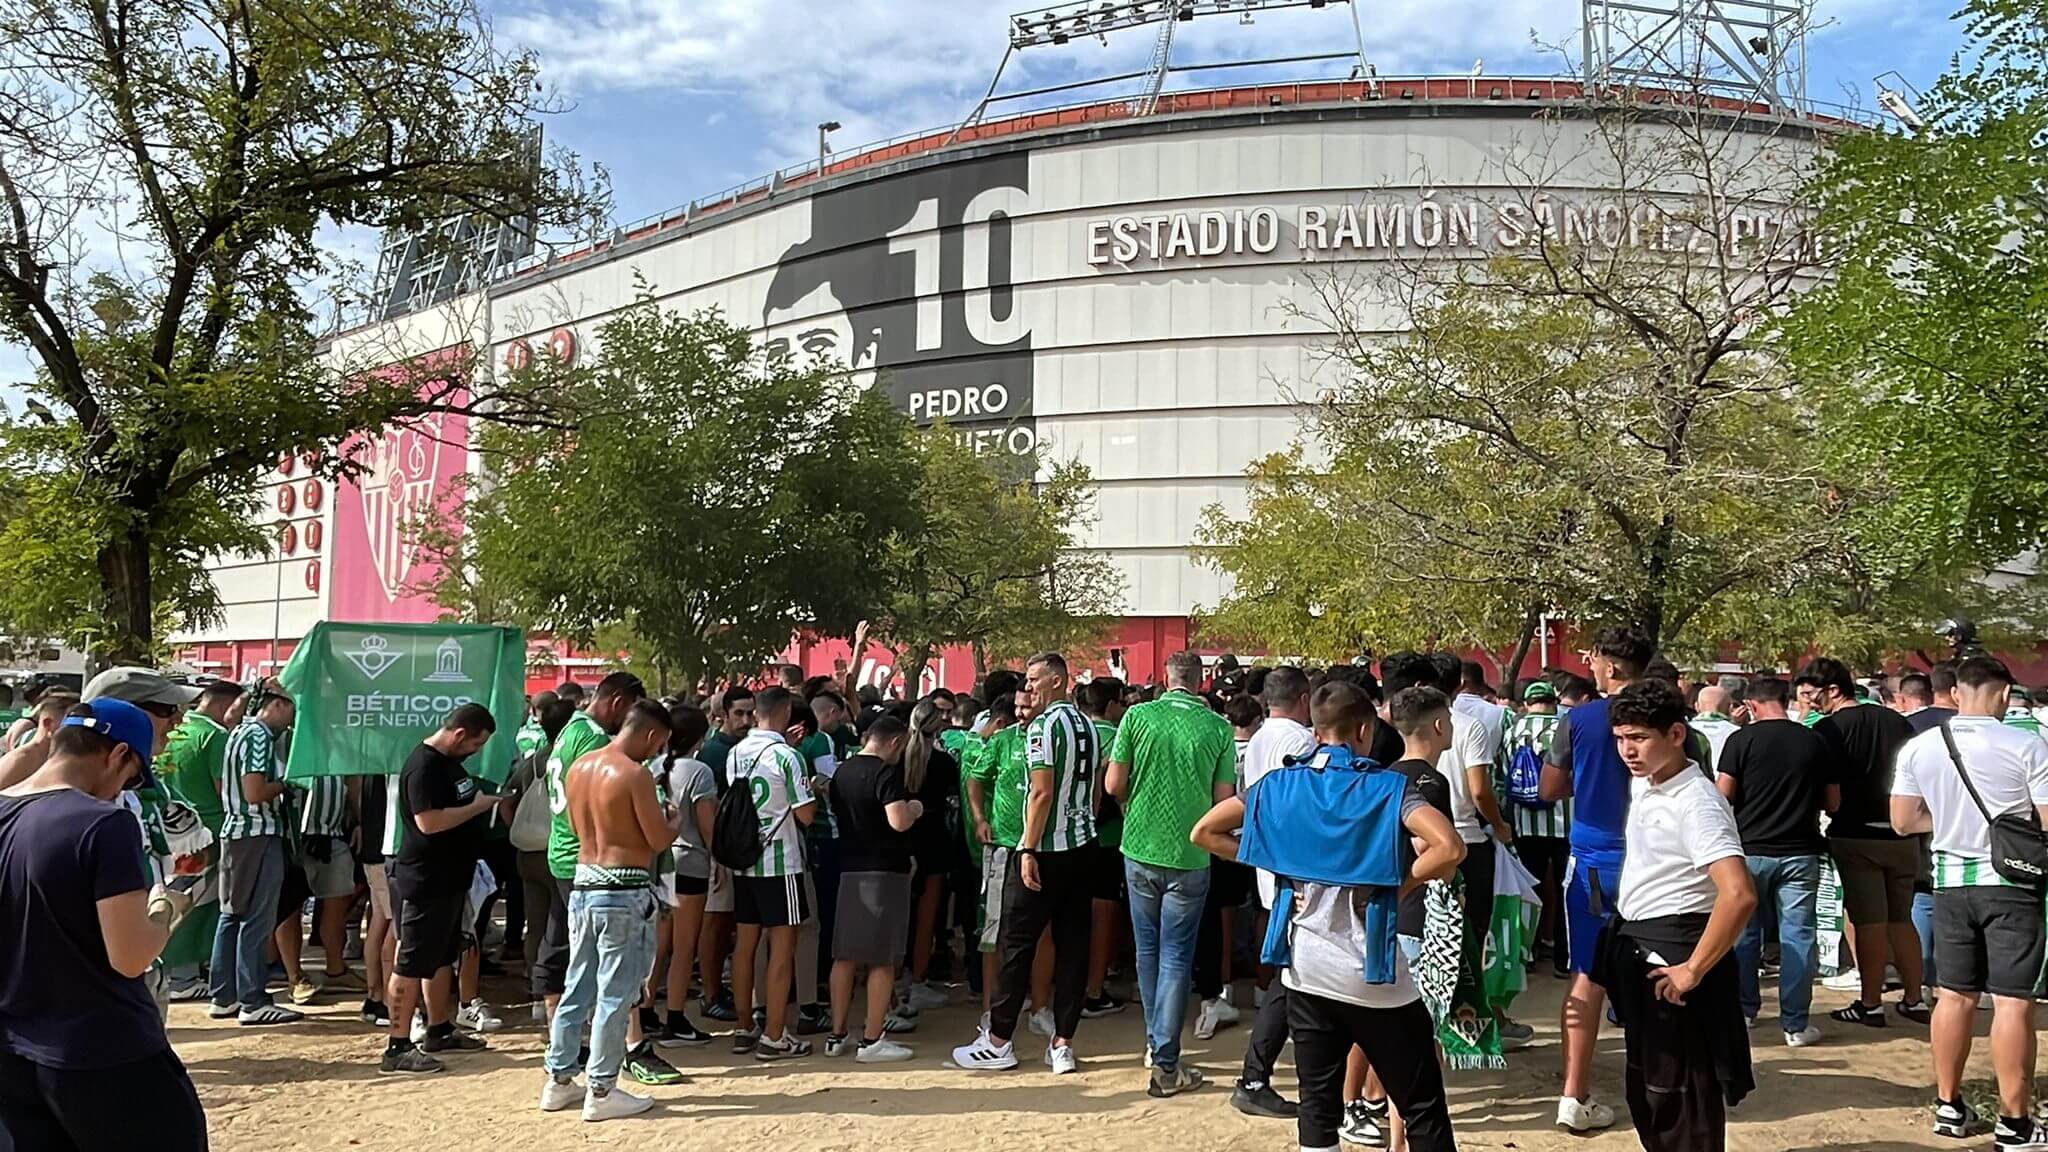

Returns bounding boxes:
[1693,717,1740,773]
[1281,881,1421,1008]
[1243,716,1318,909]
[1451,693,1506,764]
[1616,762,1743,921]
[1893,716,2048,863]
[1437,711,1494,844]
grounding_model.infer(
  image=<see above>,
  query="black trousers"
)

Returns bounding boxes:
[1458,836,1496,962]
[1288,990,1454,1152]
[0,1048,207,1152]
[1515,835,1570,972]
[1240,980,1290,1088]
[475,838,522,948]
[989,847,1092,1043]
[1195,858,1252,999]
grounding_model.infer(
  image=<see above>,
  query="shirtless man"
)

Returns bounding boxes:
[537,700,679,1123]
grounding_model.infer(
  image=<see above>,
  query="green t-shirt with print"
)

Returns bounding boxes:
[1108,689,1235,871]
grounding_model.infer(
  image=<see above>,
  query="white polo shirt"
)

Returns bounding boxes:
[1616,761,1744,922]
[1243,716,1318,909]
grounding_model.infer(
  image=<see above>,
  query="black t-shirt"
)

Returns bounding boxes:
[359,773,388,865]
[832,753,913,874]
[1817,704,1917,840]
[1389,757,1452,937]
[1717,719,1832,856]
[1906,706,1957,734]
[391,743,483,898]
[0,789,164,1069]
[1369,722,1405,771]
[912,747,961,853]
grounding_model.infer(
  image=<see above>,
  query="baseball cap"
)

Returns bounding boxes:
[1523,681,1559,703]
[61,698,157,785]
[82,666,202,709]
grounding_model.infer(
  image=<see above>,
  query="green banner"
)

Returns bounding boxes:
[279,621,526,783]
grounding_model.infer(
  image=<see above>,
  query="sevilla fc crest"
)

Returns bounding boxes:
[355,414,449,603]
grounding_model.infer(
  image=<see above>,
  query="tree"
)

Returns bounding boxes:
[1203,90,1863,663]
[447,294,920,684]
[1783,0,2048,607]
[0,0,604,662]
[873,429,1124,690]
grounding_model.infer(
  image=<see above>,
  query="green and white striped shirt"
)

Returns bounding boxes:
[218,718,285,840]
[1024,701,1098,852]
[1507,712,1573,840]
[1930,849,2022,890]
[300,774,350,837]
[729,730,814,879]
[381,772,404,857]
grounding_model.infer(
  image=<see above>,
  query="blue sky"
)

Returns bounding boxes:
[493,0,1969,227]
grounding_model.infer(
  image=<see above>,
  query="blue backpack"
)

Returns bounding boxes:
[1505,737,1547,808]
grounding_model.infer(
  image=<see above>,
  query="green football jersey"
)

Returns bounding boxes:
[546,712,610,881]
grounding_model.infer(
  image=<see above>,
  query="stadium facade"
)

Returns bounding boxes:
[173,75,1839,689]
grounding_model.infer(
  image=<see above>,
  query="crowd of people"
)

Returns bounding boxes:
[4,632,2048,1151]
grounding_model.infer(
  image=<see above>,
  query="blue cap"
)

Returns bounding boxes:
[61,698,157,786]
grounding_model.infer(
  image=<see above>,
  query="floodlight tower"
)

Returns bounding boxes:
[1582,0,1811,115]
[949,0,1368,144]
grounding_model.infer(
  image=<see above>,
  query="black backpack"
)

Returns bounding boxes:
[711,781,764,871]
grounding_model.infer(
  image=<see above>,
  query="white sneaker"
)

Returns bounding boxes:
[855,1038,915,1064]
[1556,1096,1617,1133]
[538,1076,580,1112]
[458,999,503,1034]
[1194,998,1224,1040]
[952,1035,1019,1070]
[824,1034,854,1058]
[1046,1042,1078,1075]
[907,982,949,1011]
[1027,1007,1055,1038]
[1785,1025,1823,1048]
[1821,970,1864,991]
[1214,993,1242,1023]
[409,1011,427,1044]
[581,1085,654,1122]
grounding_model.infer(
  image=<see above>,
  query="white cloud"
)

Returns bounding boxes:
[503,0,1581,165]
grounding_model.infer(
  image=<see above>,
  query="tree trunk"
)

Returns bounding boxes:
[95,524,152,665]
[902,645,932,701]
[1501,605,1542,689]
[972,639,988,681]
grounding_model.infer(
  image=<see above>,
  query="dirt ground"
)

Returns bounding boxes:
[179,968,1984,1152]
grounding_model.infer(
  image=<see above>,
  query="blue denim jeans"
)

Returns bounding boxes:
[1735,853,1821,1032]
[545,887,658,1091]
[1124,859,1210,1072]
[209,835,284,1011]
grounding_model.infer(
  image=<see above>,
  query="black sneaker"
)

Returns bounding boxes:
[657,1016,711,1048]
[1339,1098,1387,1147]
[638,1005,663,1034]
[1995,1115,2047,1149]
[379,1044,445,1075]
[701,991,737,1022]
[732,1028,761,1055]
[1896,999,1933,1024]
[1830,1000,1887,1027]
[1232,1079,1298,1119]
[1081,993,1125,1018]
[754,1033,812,1062]
[794,1005,829,1036]
[420,1029,487,1054]
[625,1042,684,1085]
[360,999,391,1027]
[1935,1098,1979,1138]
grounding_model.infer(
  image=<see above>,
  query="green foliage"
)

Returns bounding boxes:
[0,0,604,661]
[875,429,1124,685]
[450,295,921,683]
[1783,0,2048,599]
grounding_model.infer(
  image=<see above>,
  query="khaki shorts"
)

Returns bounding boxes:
[364,861,393,921]
[706,865,734,915]
[302,837,356,900]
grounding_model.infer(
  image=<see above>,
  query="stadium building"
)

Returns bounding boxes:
[174,0,1855,690]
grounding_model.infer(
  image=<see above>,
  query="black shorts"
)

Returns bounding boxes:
[1934,885,2046,999]
[1211,857,1253,909]
[674,872,709,898]
[1088,841,1126,903]
[734,873,811,928]
[392,885,470,979]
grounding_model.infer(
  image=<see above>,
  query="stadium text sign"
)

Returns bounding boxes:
[1085,197,1814,266]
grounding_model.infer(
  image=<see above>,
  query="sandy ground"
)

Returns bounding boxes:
[179,968,1988,1152]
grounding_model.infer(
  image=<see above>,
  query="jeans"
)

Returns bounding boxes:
[209,835,284,1011]
[1912,888,1936,987]
[545,887,658,1091]
[1125,859,1209,1072]
[1734,853,1820,1032]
